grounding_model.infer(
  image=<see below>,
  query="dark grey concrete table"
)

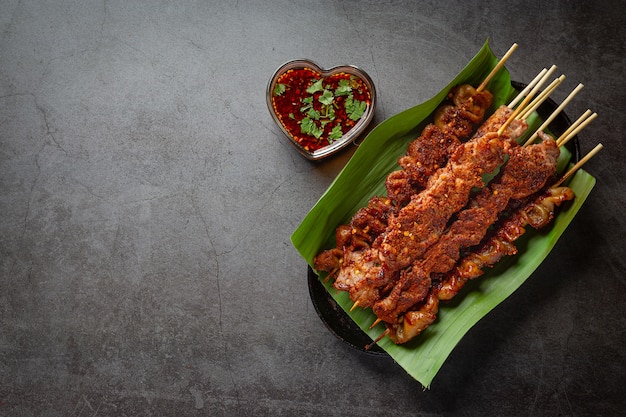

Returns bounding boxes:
[1,1,624,416]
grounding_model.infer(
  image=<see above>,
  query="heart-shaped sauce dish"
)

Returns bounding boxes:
[266,59,377,160]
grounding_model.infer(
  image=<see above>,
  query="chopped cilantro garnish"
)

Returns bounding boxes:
[307,107,321,120]
[335,79,352,96]
[300,117,324,139]
[346,96,367,121]
[306,79,324,94]
[300,96,314,114]
[323,105,335,120]
[273,83,286,96]
[318,89,334,106]
[329,125,343,141]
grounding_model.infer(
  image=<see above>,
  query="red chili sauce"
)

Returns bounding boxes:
[272,68,372,152]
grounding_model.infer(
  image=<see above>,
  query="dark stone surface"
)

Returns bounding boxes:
[1,0,624,415]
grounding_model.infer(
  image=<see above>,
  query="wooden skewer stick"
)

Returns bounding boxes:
[499,67,558,136]
[497,102,528,137]
[557,111,597,148]
[323,269,338,283]
[554,143,603,187]
[507,65,557,110]
[517,75,566,121]
[365,328,390,350]
[556,109,593,145]
[524,83,585,146]
[498,93,537,136]
[349,300,360,312]
[508,67,548,109]
[369,317,382,329]
[477,43,518,92]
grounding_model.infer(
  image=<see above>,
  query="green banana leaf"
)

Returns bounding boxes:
[291,41,596,388]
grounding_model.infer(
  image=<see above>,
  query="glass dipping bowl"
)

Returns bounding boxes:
[266,59,377,160]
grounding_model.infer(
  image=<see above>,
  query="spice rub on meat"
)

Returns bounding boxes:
[435,184,575,301]
[386,124,461,208]
[388,182,574,345]
[374,132,561,324]
[312,196,396,278]
[386,85,493,207]
[378,106,523,274]
[338,116,518,309]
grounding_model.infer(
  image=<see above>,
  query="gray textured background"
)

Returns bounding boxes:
[1,0,624,416]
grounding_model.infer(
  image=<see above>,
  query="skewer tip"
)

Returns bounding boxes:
[365,328,390,350]
[477,43,519,92]
[554,143,603,186]
[369,317,382,329]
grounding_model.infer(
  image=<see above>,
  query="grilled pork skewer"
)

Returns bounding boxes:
[385,183,576,345]
[377,106,525,274]
[436,185,575,301]
[334,106,526,311]
[372,132,560,324]
[381,143,603,345]
[360,71,578,314]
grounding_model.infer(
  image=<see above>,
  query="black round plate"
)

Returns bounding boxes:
[307,81,580,355]
[307,266,386,355]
